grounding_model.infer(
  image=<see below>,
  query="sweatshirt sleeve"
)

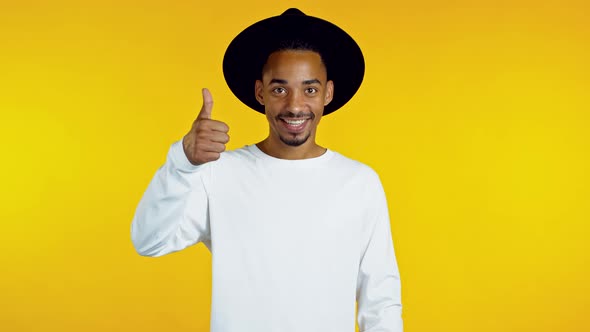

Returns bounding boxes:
[131,139,212,257]
[356,173,403,332]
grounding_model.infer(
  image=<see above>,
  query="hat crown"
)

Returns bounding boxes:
[281,8,306,16]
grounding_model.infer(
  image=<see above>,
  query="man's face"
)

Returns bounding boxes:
[255,50,334,147]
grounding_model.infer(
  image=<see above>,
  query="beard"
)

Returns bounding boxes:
[275,111,315,147]
[279,132,311,146]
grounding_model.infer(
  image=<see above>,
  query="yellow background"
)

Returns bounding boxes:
[1,0,588,331]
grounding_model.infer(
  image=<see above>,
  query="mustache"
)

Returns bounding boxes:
[277,112,315,120]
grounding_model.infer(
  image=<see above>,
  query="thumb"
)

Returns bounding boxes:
[198,88,214,119]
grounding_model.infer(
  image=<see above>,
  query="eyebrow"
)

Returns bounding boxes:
[303,79,321,85]
[269,78,322,85]
[269,79,288,85]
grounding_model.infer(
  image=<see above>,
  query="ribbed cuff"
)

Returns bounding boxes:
[168,139,203,172]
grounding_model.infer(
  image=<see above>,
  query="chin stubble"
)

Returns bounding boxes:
[279,132,311,147]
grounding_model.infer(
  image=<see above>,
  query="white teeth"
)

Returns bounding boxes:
[285,119,306,125]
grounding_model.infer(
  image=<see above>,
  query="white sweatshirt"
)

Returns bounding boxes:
[131,140,403,332]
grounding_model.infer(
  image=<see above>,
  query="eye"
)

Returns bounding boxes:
[305,87,318,94]
[272,87,286,94]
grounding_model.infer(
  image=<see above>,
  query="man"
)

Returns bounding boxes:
[131,8,403,332]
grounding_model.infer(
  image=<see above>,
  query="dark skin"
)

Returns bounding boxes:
[182,88,230,165]
[183,50,333,164]
[255,50,334,160]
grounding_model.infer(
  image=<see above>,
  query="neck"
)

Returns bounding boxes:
[256,138,327,160]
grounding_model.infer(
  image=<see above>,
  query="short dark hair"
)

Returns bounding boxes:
[261,39,328,77]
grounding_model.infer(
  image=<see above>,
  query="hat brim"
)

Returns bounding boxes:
[222,9,365,116]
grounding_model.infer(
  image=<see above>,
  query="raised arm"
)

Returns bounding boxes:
[130,88,229,257]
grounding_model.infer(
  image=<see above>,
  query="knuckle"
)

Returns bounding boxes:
[196,131,210,140]
[195,142,206,152]
[196,118,209,127]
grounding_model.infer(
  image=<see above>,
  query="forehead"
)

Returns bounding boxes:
[262,50,327,81]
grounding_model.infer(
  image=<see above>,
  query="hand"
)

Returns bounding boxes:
[182,88,230,165]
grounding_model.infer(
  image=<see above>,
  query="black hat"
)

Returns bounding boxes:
[222,8,365,116]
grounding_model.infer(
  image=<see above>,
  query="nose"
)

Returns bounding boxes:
[286,90,306,114]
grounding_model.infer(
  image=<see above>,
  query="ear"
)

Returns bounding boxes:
[255,80,264,105]
[324,80,334,106]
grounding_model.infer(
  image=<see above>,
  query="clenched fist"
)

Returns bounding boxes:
[182,88,230,165]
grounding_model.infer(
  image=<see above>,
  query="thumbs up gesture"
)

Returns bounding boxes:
[182,88,230,165]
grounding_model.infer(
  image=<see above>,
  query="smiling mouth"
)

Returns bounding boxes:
[283,118,307,125]
[279,117,310,132]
